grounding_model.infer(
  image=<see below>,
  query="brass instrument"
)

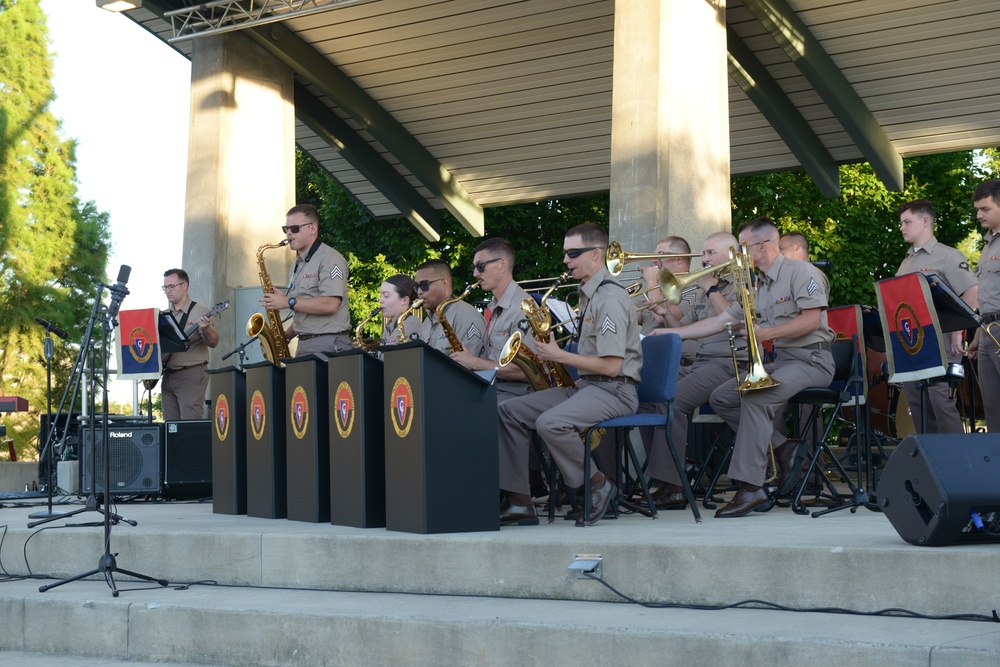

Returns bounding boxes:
[435,283,476,353]
[981,321,1000,359]
[521,271,576,387]
[730,244,780,392]
[659,258,739,305]
[353,307,381,352]
[247,240,292,364]
[396,298,424,343]
[498,330,552,392]
[605,240,701,276]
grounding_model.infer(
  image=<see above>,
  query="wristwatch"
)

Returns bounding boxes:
[706,285,720,295]
[287,297,297,311]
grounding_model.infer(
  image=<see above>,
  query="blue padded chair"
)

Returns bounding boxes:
[579,333,702,525]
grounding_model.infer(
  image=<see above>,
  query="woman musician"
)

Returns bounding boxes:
[379,275,421,347]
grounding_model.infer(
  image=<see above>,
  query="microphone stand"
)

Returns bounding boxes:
[28,327,66,519]
[37,266,168,596]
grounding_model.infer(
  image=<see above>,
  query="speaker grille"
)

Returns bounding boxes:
[81,425,162,495]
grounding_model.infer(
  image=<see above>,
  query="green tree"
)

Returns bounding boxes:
[0,1,111,459]
[731,151,995,308]
[295,149,607,336]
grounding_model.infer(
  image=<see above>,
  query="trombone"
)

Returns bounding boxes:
[605,240,701,276]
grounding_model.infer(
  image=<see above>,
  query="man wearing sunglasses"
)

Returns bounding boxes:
[414,259,486,357]
[497,223,643,527]
[261,204,351,358]
[161,268,219,420]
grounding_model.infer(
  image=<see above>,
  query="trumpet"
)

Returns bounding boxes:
[658,258,739,305]
[605,240,701,276]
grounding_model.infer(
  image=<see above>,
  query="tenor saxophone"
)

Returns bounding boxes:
[247,240,292,365]
[435,283,476,353]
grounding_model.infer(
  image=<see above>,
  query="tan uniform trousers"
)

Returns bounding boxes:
[161,364,209,421]
[979,335,1000,432]
[901,378,965,434]
[296,333,353,360]
[498,380,638,494]
[640,356,734,487]
[709,347,833,487]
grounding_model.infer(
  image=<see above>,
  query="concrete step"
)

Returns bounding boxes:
[1,577,998,667]
[1,501,997,619]
[0,650,220,667]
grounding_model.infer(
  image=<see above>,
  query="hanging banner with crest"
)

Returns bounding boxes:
[826,304,867,404]
[873,274,947,383]
[116,308,163,381]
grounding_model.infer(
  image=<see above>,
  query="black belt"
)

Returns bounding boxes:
[982,312,1000,324]
[298,332,349,340]
[579,374,638,386]
[164,362,207,374]
[786,343,829,351]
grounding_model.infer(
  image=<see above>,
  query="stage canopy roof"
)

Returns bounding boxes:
[126,0,1000,236]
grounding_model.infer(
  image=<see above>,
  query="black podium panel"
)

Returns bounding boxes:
[284,355,330,523]
[245,362,287,519]
[383,342,499,534]
[328,349,385,528]
[880,434,1000,546]
[209,367,246,513]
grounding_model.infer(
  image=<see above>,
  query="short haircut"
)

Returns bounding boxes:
[384,274,417,302]
[564,222,609,248]
[414,258,452,279]
[780,232,809,253]
[286,204,321,224]
[738,216,779,238]
[163,268,189,283]
[973,179,1000,204]
[474,237,515,264]
[657,235,691,254]
[897,199,935,221]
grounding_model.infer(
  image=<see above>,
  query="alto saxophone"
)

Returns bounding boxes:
[435,283,476,353]
[247,240,292,365]
[353,307,381,353]
[396,298,424,343]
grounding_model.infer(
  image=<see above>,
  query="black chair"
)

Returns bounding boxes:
[782,338,865,515]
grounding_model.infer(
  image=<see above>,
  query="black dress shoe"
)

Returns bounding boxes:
[715,484,771,518]
[575,479,617,527]
[648,483,688,509]
[500,496,539,526]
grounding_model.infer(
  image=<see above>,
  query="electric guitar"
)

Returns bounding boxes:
[143,300,229,391]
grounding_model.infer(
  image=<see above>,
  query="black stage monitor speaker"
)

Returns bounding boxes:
[879,434,1000,546]
[81,423,162,496]
[163,420,212,500]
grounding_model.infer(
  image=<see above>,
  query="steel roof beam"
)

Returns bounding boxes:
[727,32,840,198]
[742,0,903,191]
[295,85,441,241]
[248,23,485,237]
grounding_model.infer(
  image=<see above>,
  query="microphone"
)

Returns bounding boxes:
[106,264,131,319]
[34,317,68,340]
[810,260,833,271]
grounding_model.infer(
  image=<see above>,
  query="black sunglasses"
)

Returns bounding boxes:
[281,222,315,234]
[472,257,503,273]
[563,246,600,259]
[414,278,445,292]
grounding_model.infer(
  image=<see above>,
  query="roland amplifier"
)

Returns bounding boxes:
[81,424,162,496]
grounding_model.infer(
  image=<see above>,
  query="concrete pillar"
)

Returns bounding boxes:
[183,33,296,365]
[609,0,730,256]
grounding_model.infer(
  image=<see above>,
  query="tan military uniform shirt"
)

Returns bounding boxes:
[682,277,746,359]
[484,282,535,363]
[165,299,212,370]
[976,230,1000,315]
[728,254,834,348]
[575,266,643,383]
[381,313,421,347]
[896,236,977,297]
[288,241,351,335]
[419,299,486,356]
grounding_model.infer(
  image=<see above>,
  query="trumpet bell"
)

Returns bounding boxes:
[605,240,700,277]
